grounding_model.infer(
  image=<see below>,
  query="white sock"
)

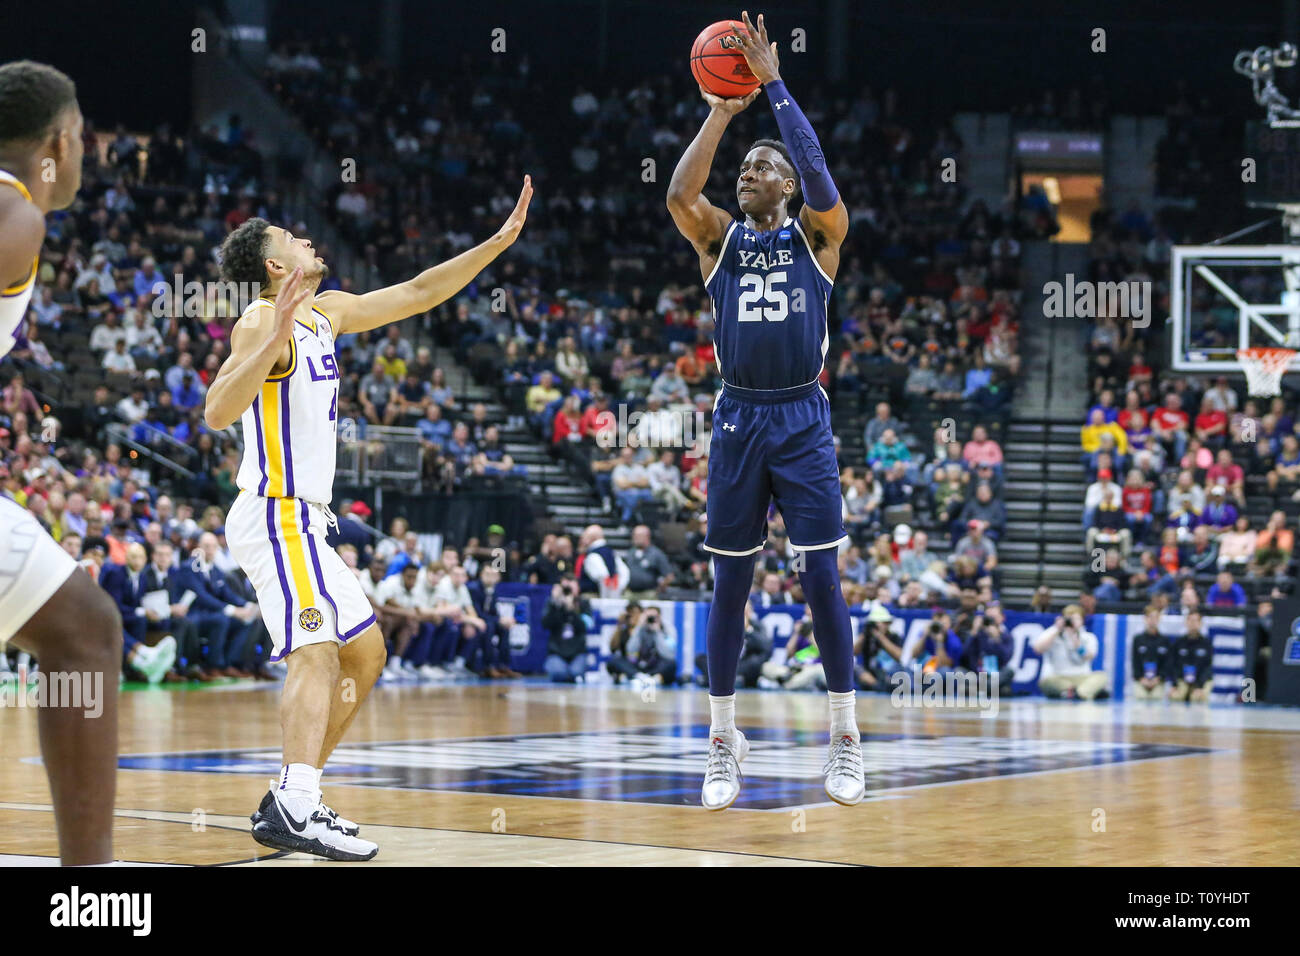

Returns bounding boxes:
[276,763,320,819]
[709,694,737,741]
[828,690,860,743]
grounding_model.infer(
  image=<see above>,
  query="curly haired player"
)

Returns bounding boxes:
[207,177,531,859]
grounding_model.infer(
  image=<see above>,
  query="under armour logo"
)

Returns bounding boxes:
[744,233,754,241]
[774,99,790,109]
[722,423,736,431]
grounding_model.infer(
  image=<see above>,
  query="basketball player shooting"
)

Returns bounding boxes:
[205,176,532,860]
[667,12,865,809]
[0,61,124,866]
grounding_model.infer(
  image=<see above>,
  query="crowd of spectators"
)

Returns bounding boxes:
[13,35,1205,703]
[257,39,1031,610]
[1078,198,1293,700]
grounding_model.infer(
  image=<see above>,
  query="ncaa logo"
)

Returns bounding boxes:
[1285,618,1300,666]
[298,607,324,632]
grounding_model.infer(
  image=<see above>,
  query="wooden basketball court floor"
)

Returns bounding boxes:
[3,679,1300,866]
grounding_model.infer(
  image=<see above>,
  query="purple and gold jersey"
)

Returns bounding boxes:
[235,298,341,504]
[0,172,39,360]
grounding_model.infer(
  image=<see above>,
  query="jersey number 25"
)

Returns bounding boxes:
[737,271,789,322]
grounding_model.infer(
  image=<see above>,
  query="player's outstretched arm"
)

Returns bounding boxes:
[319,176,532,335]
[733,11,849,246]
[666,86,757,258]
[203,267,308,430]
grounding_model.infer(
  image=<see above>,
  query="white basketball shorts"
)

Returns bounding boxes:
[225,491,376,662]
[0,495,80,644]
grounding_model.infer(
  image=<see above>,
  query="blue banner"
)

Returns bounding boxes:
[498,585,1246,702]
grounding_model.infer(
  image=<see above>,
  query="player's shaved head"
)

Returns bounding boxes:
[0,60,77,145]
[738,140,799,219]
[748,139,796,184]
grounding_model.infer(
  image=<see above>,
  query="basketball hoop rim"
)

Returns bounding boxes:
[1237,345,1297,366]
[1237,346,1296,396]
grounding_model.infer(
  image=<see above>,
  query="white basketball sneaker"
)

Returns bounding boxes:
[823,734,865,806]
[701,730,749,811]
[251,783,361,836]
[131,636,177,684]
[251,791,377,861]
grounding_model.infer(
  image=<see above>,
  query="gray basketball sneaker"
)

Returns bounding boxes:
[823,734,865,806]
[701,730,750,811]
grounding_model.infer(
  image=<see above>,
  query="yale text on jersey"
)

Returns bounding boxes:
[737,248,795,271]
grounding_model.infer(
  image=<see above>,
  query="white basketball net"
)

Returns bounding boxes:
[1237,347,1296,397]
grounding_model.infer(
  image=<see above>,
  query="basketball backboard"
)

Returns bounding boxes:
[1170,244,1300,371]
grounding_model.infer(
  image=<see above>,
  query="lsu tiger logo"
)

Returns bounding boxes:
[298,607,324,632]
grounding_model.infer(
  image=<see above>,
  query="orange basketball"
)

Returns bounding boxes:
[690,20,760,99]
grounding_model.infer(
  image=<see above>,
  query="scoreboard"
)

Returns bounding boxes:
[1246,121,1300,205]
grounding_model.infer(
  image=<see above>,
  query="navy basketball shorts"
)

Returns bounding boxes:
[703,380,848,557]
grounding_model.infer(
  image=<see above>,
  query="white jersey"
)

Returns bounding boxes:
[0,171,40,360]
[235,297,341,504]
[0,495,79,643]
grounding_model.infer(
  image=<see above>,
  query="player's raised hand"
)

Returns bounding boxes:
[496,175,533,246]
[699,84,761,114]
[273,267,309,343]
[732,11,781,85]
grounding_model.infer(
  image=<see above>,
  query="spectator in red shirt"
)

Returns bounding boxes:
[966,303,992,344]
[1206,449,1245,504]
[1150,392,1189,460]
[1193,394,1227,450]
[580,393,615,447]
[1116,390,1149,433]
[692,328,716,370]
[1126,350,1153,390]
[552,395,584,447]
[1121,468,1153,538]
[223,195,253,232]
[199,353,220,387]
[962,424,1004,471]
[1157,527,1180,575]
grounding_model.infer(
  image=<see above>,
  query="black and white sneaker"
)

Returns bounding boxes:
[251,784,360,836]
[251,791,377,861]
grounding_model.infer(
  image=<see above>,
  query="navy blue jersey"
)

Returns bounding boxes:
[706,215,834,391]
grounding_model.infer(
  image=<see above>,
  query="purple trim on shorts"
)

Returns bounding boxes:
[281,379,295,498]
[265,498,294,660]
[302,500,343,640]
[251,398,268,497]
[340,613,377,642]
